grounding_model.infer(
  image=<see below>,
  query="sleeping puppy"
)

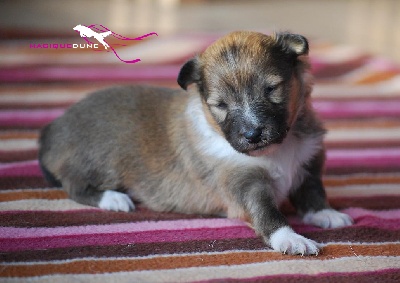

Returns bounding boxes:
[39,31,353,255]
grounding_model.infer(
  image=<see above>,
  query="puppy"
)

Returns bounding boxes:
[39,31,353,255]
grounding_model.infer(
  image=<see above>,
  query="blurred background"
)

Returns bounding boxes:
[1,0,400,63]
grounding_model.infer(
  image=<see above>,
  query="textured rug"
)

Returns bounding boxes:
[1,32,400,282]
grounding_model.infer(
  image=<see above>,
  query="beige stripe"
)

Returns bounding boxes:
[0,93,85,104]
[0,139,38,151]
[323,173,400,187]
[313,76,400,99]
[325,119,400,129]
[0,199,95,211]
[326,184,400,198]
[3,256,400,283]
[326,127,400,142]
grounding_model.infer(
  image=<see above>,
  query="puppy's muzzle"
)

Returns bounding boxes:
[239,126,289,156]
[243,128,263,144]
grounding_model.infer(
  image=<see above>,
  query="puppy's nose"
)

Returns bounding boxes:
[243,128,262,143]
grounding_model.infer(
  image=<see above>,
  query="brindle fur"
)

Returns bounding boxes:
[39,31,352,255]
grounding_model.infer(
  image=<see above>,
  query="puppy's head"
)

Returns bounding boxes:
[178,31,312,156]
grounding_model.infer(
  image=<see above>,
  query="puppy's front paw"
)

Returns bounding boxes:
[98,191,135,212]
[303,208,353,229]
[269,226,320,256]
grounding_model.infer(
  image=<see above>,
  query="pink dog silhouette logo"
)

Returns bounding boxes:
[73,24,158,63]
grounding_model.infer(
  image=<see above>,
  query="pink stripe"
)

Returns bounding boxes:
[0,218,246,239]
[0,226,256,252]
[0,160,42,177]
[313,100,400,119]
[326,148,400,168]
[1,215,398,252]
[292,215,400,233]
[0,65,181,82]
[342,208,400,220]
[0,109,64,127]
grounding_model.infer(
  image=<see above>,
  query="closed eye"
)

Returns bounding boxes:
[264,85,276,96]
[216,101,228,109]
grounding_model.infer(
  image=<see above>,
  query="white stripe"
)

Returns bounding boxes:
[324,172,400,181]
[326,184,400,198]
[0,139,38,151]
[313,75,400,98]
[0,92,87,104]
[326,127,400,142]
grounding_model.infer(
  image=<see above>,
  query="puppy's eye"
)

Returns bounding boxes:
[216,101,228,109]
[264,86,275,96]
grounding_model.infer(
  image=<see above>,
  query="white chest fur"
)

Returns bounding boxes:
[187,95,323,204]
[261,132,323,204]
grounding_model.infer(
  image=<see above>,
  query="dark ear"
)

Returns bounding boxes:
[177,58,200,90]
[274,32,309,56]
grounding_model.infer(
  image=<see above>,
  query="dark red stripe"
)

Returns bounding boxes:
[0,149,38,163]
[303,227,400,244]
[329,196,400,211]
[0,207,213,227]
[325,166,400,175]
[0,176,48,190]
[0,238,265,262]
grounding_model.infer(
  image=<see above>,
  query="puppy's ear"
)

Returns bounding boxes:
[273,32,309,56]
[177,58,201,90]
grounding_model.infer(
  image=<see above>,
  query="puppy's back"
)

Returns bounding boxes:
[38,85,186,198]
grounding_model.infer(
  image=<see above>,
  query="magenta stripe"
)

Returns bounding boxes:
[313,100,400,119]
[0,218,246,238]
[0,65,181,82]
[342,208,400,220]
[326,148,400,168]
[2,147,400,177]
[0,108,64,127]
[0,226,256,252]
[0,160,42,177]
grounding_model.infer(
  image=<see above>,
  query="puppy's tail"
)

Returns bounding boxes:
[38,125,62,187]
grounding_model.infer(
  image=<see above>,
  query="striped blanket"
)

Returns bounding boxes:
[1,33,400,282]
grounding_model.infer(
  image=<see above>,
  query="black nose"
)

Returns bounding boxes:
[243,128,262,143]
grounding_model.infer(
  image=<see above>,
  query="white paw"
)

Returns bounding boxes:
[98,191,135,212]
[269,226,320,256]
[303,208,353,229]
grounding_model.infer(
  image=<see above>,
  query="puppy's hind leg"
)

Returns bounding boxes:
[98,190,135,212]
[62,174,134,212]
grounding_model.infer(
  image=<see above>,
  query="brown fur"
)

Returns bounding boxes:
[39,31,352,255]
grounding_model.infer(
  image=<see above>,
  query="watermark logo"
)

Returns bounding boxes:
[73,24,158,63]
[29,24,158,64]
[73,24,112,49]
